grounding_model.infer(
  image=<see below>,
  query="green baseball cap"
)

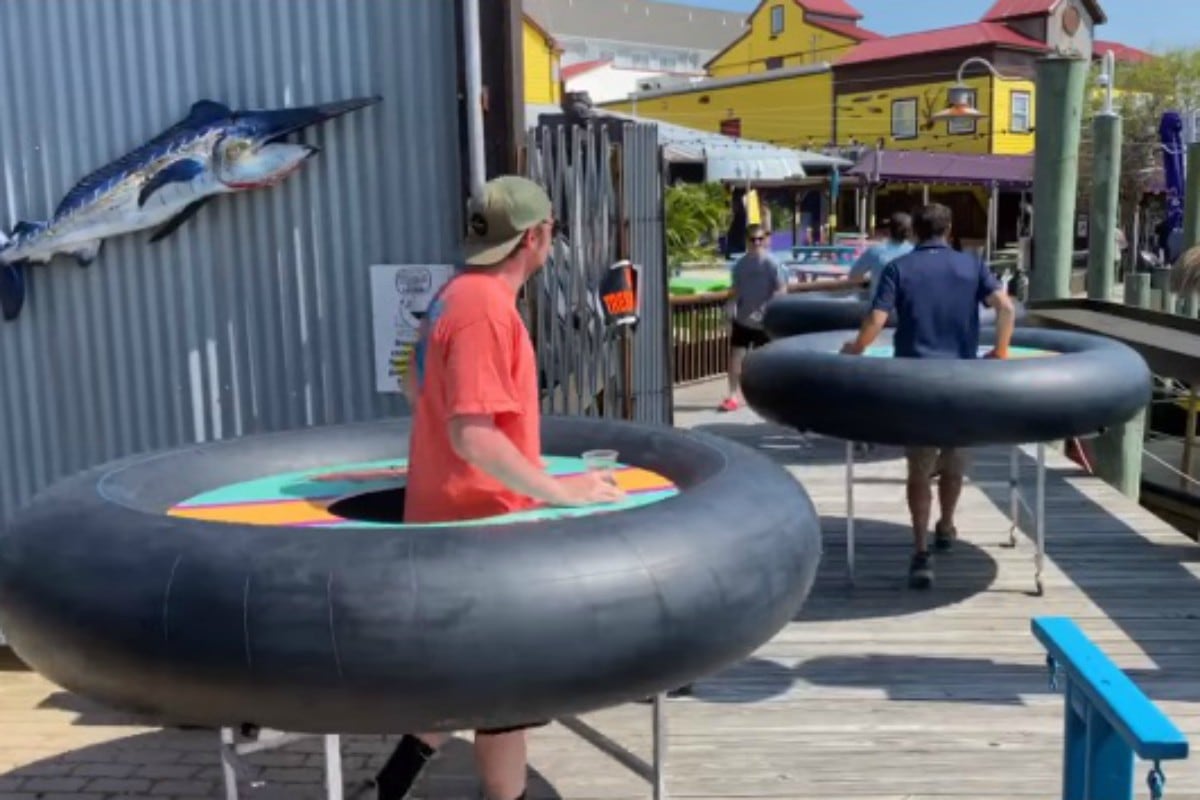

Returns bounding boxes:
[463,176,554,266]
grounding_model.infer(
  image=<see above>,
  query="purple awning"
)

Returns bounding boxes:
[849,150,1034,188]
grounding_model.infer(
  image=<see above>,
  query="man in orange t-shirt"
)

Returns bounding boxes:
[371,176,623,800]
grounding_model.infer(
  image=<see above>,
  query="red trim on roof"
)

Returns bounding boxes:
[793,0,863,20]
[561,59,612,80]
[837,21,1047,66]
[1093,39,1153,63]
[807,17,881,41]
[981,0,1106,25]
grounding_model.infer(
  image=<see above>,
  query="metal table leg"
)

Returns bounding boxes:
[845,440,855,585]
[325,734,344,800]
[220,728,239,800]
[1007,445,1020,547]
[652,692,667,800]
[218,728,343,800]
[1035,442,1046,596]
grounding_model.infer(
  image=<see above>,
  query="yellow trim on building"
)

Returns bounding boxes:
[604,67,835,149]
[706,0,860,78]
[523,14,561,106]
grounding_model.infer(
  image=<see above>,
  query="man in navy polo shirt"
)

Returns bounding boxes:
[840,203,1015,589]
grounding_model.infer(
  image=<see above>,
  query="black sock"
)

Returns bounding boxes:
[374,735,437,800]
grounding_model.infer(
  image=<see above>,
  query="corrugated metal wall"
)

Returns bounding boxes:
[622,124,672,425]
[0,0,463,522]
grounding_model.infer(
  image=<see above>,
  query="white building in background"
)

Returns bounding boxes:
[522,0,744,75]
[561,60,704,105]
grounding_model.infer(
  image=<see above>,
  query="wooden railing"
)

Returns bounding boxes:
[669,278,867,385]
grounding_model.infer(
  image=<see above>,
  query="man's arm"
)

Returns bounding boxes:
[842,262,897,354]
[402,347,420,407]
[442,319,619,506]
[449,415,572,503]
[772,258,788,296]
[978,261,1016,358]
[985,289,1016,357]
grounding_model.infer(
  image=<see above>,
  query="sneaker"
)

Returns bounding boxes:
[934,521,957,551]
[718,397,740,412]
[908,552,933,589]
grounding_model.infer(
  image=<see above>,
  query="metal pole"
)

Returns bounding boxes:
[845,441,855,585]
[989,182,999,263]
[1184,141,1200,251]
[652,693,667,800]
[1124,271,1151,308]
[1035,443,1046,596]
[1030,54,1090,301]
[1093,272,1150,498]
[1183,389,1198,492]
[324,736,344,800]
[463,0,487,201]
[1087,54,1122,301]
[1008,445,1020,548]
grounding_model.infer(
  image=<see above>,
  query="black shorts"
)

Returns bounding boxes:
[730,321,770,350]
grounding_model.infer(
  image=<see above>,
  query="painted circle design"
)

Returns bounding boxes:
[169,455,679,529]
[862,345,1058,359]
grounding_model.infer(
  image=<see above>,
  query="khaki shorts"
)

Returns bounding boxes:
[905,447,969,480]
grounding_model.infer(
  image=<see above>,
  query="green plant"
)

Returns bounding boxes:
[665,182,729,267]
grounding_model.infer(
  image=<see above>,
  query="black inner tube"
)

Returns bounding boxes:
[741,327,1152,447]
[0,415,823,734]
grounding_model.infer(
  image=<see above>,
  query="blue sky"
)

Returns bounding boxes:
[654,0,1199,50]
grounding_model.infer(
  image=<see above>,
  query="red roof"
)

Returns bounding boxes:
[981,0,1106,25]
[1094,39,1153,63]
[561,59,611,80]
[808,17,881,41]
[837,21,1047,66]
[795,0,863,20]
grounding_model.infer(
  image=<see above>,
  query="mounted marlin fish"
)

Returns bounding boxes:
[0,94,381,321]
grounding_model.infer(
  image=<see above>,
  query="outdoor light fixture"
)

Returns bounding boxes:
[930,56,1021,121]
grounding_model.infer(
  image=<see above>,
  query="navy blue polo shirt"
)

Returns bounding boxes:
[870,240,1001,359]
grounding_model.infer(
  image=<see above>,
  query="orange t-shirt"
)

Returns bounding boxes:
[404,271,541,523]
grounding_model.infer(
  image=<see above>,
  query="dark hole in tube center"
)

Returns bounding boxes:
[327,487,407,524]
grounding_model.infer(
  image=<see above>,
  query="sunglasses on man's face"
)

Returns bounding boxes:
[750,236,766,243]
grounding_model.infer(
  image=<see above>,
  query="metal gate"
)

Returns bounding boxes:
[523,120,671,425]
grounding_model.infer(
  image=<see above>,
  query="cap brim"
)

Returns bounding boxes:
[463,232,524,267]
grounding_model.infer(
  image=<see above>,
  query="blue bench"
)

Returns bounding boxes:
[1033,617,1189,799]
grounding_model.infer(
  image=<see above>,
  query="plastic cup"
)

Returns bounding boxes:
[581,449,619,485]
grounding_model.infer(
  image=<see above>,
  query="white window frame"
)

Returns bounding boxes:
[1011,91,1032,133]
[770,5,784,36]
[948,89,977,135]
[891,98,917,140]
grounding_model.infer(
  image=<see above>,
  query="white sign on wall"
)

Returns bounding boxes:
[370,264,455,394]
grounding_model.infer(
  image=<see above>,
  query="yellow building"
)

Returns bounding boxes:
[523,14,562,106]
[832,24,1042,156]
[601,0,880,149]
[600,0,1132,161]
[603,66,836,150]
[705,0,878,77]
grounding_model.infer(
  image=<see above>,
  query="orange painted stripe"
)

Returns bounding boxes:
[169,500,339,526]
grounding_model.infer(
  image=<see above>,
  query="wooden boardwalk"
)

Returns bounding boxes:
[3,377,1200,798]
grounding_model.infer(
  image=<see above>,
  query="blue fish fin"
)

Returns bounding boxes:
[149,197,213,243]
[71,240,102,268]
[0,262,27,321]
[137,159,206,207]
[186,100,232,125]
[12,220,43,237]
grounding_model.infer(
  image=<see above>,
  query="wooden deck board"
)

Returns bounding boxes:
[1,377,1199,798]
